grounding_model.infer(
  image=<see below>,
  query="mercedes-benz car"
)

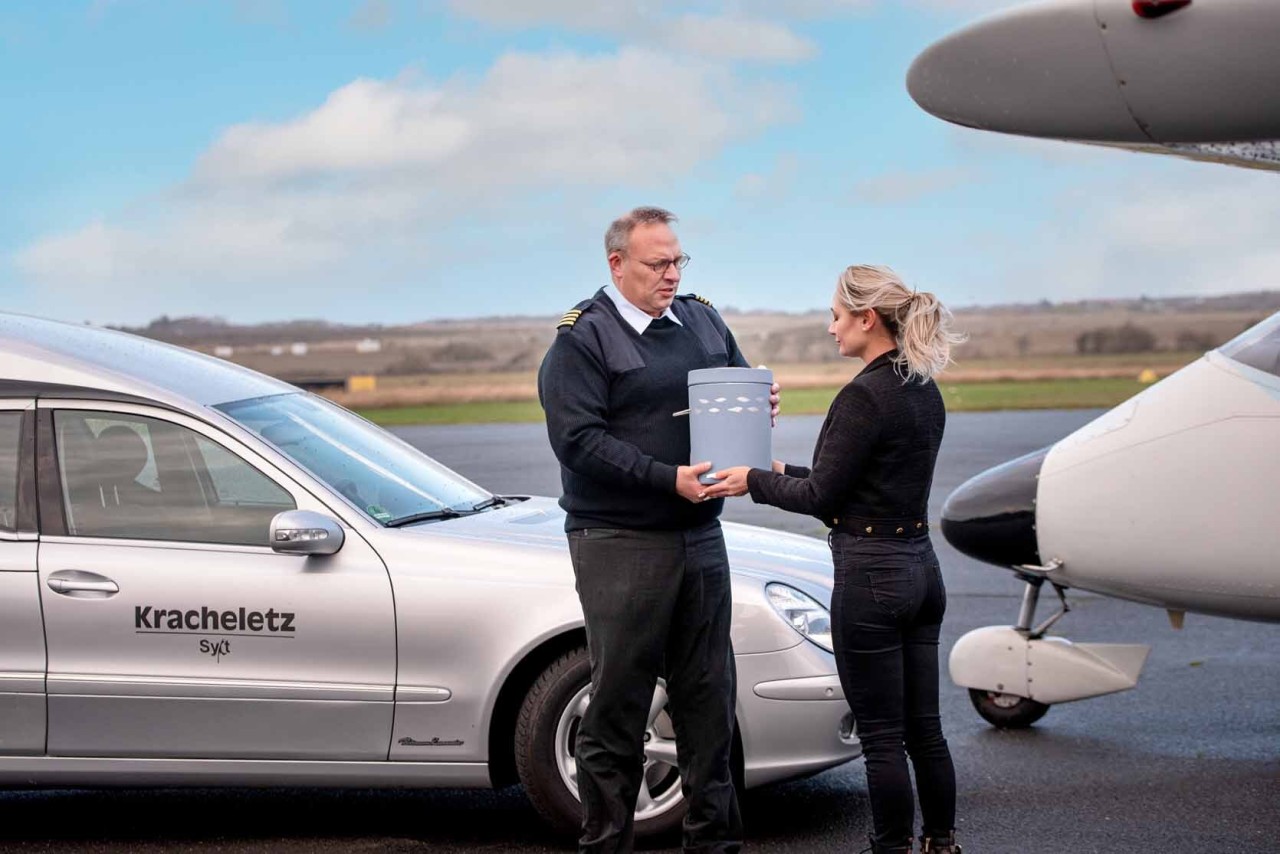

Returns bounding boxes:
[0,312,857,837]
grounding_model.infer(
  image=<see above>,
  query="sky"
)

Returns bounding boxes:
[2,0,1278,326]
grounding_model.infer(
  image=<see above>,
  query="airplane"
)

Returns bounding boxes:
[905,0,1280,727]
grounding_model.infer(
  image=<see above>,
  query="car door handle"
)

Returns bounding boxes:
[47,570,120,598]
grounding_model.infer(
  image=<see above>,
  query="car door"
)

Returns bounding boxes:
[36,400,397,760]
[0,399,44,756]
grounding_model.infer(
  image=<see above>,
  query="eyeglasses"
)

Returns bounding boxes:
[636,254,691,275]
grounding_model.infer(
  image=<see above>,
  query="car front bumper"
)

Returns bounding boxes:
[735,640,859,788]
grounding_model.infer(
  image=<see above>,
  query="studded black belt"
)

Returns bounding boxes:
[829,516,929,538]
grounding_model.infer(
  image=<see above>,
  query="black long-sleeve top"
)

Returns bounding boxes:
[538,290,748,531]
[746,350,945,532]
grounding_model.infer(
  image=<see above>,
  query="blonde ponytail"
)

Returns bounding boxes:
[835,265,966,383]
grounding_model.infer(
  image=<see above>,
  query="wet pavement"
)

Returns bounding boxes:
[2,411,1276,853]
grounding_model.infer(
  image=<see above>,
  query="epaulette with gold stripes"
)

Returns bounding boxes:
[676,293,714,309]
[557,308,583,329]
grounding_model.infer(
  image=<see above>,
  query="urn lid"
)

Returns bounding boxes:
[687,367,774,387]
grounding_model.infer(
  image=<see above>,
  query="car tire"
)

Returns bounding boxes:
[514,646,688,840]
[968,688,1050,728]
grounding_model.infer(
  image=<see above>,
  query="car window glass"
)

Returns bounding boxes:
[1218,313,1280,378]
[55,411,295,546]
[81,417,159,490]
[0,412,20,534]
[218,392,489,525]
[195,436,294,507]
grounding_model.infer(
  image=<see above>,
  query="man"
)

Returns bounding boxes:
[538,206,777,854]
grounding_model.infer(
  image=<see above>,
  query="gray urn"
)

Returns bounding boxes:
[687,367,774,485]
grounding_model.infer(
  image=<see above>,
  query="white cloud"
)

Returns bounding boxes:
[196,50,790,191]
[349,0,393,31]
[232,0,289,26]
[445,0,642,30]
[447,0,818,63]
[193,76,471,185]
[895,0,1021,12]
[947,125,1129,167]
[668,14,816,62]
[1002,165,1280,301]
[735,153,801,202]
[15,48,791,304]
[852,167,969,204]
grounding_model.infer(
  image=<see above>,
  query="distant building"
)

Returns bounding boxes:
[356,338,382,354]
[270,346,285,356]
[290,342,308,356]
[213,345,234,358]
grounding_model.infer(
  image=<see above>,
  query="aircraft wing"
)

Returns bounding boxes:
[907,0,1280,171]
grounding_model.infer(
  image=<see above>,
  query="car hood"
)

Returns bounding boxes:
[381,496,834,600]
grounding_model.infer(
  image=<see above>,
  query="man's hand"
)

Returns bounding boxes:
[676,462,714,503]
[700,466,751,499]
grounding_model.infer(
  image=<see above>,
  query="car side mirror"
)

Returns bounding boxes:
[270,509,345,556]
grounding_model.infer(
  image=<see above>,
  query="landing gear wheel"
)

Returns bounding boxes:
[514,647,687,839]
[968,688,1050,729]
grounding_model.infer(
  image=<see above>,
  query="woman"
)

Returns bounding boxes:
[701,265,964,854]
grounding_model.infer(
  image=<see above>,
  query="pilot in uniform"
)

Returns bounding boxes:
[539,280,748,854]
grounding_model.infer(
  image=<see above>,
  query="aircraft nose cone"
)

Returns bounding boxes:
[941,446,1047,568]
[905,0,1146,143]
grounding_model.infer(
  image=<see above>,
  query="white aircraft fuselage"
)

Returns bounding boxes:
[907,0,1280,723]
[942,316,1280,624]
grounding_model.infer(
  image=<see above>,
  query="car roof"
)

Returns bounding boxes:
[0,311,296,409]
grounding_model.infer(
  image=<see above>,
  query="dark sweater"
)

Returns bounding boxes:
[747,350,945,531]
[538,291,748,531]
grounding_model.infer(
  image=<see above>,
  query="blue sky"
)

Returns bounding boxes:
[3,0,1277,325]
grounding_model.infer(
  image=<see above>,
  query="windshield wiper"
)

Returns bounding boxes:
[385,507,472,528]
[386,496,510,528]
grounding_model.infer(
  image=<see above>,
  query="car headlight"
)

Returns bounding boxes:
[765,583,834,653]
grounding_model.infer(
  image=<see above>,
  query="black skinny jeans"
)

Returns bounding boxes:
[829,532,957,851]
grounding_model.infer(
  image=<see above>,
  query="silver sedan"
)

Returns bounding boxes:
[0,312,857,838]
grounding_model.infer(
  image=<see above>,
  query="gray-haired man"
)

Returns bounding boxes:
[539,207,775,853]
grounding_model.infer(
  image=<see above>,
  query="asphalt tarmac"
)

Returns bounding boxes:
[2,411,1276,853]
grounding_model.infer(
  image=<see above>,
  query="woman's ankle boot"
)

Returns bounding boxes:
[919,831,962,853]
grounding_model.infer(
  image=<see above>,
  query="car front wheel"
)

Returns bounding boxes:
[514,647,687,839]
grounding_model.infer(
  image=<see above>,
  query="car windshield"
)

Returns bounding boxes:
[1217,311,1280,379]
[216,393,491,525]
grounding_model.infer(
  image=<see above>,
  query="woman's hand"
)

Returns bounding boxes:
[699,466,752,500]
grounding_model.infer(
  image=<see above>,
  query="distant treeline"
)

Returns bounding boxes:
[115,291,1279,377]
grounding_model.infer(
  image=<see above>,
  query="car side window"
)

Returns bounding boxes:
[54,410,296,546]
[0,412,20,534]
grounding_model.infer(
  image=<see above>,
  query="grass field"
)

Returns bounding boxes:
[356,375,1155,426]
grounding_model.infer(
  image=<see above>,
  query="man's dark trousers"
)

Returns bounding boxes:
[567,520,743,854]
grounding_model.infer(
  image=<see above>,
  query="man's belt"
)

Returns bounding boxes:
[829,516,929,538]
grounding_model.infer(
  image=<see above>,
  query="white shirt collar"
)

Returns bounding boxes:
[603,284,683,334]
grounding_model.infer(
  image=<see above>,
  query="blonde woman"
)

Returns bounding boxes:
[702,265,964,854]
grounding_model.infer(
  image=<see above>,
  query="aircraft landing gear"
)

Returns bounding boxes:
[967,576,1063,729]
[949,571,1151,729]
[968,688,1049,729]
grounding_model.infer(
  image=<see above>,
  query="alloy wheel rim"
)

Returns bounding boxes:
[554,679,685,822]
